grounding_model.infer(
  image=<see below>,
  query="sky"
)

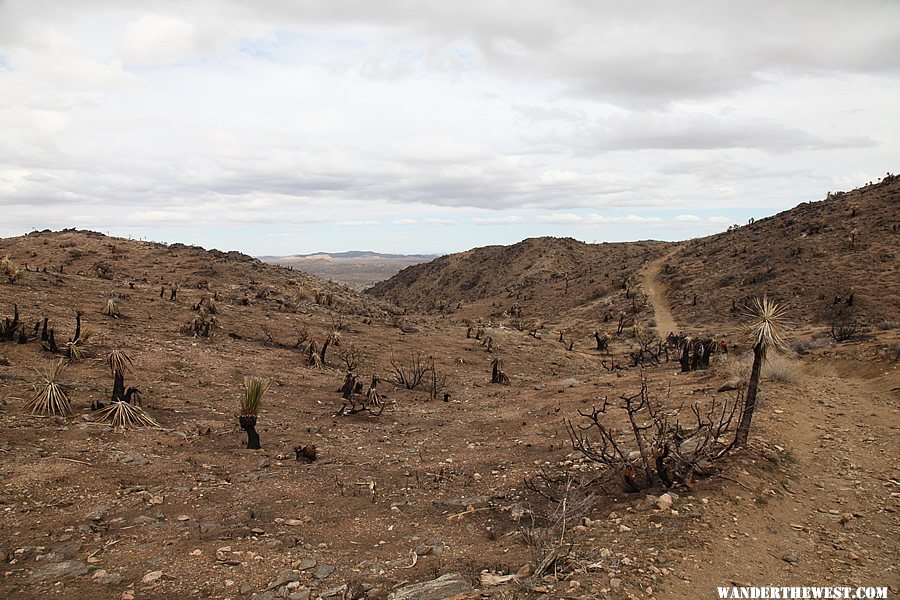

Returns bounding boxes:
[1,0,898,256]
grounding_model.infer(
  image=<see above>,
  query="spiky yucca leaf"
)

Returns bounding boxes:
[24,359,71,416]
[241,376,269,416]
[107,349,133,375]
[96,401,160,429]
[744,296,788,359]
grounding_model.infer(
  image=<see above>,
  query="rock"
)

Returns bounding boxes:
[265,569,302,591]
[609,578,622,590]
[119,455,149,466]
[295,558,317,571]
[29,560,88,582]
[314,564,336,580]
[781,552,799,564]
[718,381,740,392]
[656,493,674,511]
[258,457,271,469]
[318,584,347,598]
[288,589,311,600]
[92,570,124,585]
[142,570,164,584]
[618,524,631,532]
[562,378,579,387]
[133,515,157,526]
[387,573,473,600]
[85,506,109,522]
[240,582,253,595]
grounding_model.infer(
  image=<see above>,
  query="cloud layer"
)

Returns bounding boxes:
[1,0,897,253]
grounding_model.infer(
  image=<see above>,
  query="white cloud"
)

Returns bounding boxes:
[0,0,896,253]
[472,216,525,225]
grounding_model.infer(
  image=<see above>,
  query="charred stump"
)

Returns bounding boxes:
[239,415,261,449]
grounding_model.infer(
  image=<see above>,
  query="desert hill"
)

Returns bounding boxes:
[367,237,673,327]
[659,175,900,330]
[0,206,897,599]
[369,178,899,340]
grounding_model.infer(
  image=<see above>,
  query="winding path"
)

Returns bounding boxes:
[640,251,679,336]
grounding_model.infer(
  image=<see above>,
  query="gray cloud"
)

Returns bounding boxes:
[0,0,897,246]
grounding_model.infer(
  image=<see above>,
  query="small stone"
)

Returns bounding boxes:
[177,515,191,521]
[610,578,622,590]
[142,570,164,584]
[313,564,335,580]
[29,560,88,582]
[781,552,799,564]
[656,493,674,511]
[86,507,109,522]
[618,524,631,532]
[285,519,304,526]
[295,558,317,571]
[258,457,271,469]
[190,549,202,556]
[121,592,135,600]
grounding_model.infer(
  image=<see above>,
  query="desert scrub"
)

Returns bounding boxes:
[1,255,21,283]
[765,353,801,384]
[240,376,269,449]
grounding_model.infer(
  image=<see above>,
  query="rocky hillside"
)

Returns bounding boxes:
[659,175,900,329]
[367,237,672,323]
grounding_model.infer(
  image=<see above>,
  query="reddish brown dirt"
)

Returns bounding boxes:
[0,204,897,599]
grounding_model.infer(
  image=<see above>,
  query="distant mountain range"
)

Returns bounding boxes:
[258,251,440,290]
[258,251,439,261]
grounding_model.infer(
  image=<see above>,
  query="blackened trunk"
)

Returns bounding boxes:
[40,318,49,341]
[73,312,82,343]
[17,325,27,344]
[239,415,260,449]
[112,371,126,402]
[48,329,59,353]
[735,342,764,446]
[679,344,690,372]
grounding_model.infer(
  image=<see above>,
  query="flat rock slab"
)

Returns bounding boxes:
[387,573,473,600]
[29,560,89,582]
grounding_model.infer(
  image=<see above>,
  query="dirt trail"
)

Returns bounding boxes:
[641,250,679,336]
[663,361,899,597]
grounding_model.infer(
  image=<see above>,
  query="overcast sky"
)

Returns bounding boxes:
[1,1,898,255]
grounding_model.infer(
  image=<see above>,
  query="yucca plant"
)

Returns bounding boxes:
[106,349,133,403]
[239,376,268,449]
[102,298,121,318]
[735,297,788,446]
[95,397,159,429]
[24,359,71,416]
[65,331,93,361]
